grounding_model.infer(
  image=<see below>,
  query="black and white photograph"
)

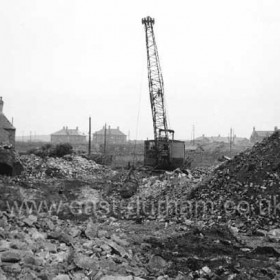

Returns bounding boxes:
[0,0,280,279]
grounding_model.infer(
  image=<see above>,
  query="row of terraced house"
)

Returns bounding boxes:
[50,125,127,145]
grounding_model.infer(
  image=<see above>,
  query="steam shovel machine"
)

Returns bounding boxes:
[142,16,185,170]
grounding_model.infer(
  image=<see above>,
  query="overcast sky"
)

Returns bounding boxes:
[0,0,280,140]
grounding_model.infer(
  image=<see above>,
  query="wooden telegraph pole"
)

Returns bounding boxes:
[104,123,107,154]
[88,116,92,156]
[229,127,233,157]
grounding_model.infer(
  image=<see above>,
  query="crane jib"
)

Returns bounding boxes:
[142,16,169,141]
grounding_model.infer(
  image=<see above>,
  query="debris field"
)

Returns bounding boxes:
[1,133,280,279]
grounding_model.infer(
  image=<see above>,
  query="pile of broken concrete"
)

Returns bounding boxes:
[190,131,280,232]
[2,133,280,279]
[0,210,150,280]
[20,154,103,181]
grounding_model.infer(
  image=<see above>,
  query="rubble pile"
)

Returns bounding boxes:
[2,133,280,279]
[105,168,210,222]
[143,224,280,279]
[191,131,280,231]
[2,208,280,280]
[20,154,103,180]
[137,168,207,200]
[0,211,149,280]
[1,139,280,279]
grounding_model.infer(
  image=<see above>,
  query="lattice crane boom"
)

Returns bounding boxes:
[142,16,169,141]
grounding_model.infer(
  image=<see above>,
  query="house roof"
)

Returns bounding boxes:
[0,113,15,130]
[195,136,210,142]
[254,131,274,137]
[195,135,230,143]
[51,127,85,136]
[209,136,229,143]
[94,127,126,136]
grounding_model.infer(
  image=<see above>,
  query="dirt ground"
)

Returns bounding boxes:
[1,174,280,280]
[2,134,280,279]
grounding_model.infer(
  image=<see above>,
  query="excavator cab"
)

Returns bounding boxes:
[144,130,185,170]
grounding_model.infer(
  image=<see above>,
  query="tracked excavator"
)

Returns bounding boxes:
[142,16,185,170]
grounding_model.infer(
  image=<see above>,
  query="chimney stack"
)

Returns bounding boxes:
[0,97,3,114]
[275,126,278,131]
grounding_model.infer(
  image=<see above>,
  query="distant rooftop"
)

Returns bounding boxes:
[51,126,85,136]
[252,126,278,137]
[94,125,126,136]
[253,131,274,137]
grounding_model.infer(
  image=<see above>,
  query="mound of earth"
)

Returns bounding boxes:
[20,154,103,180]
[191,131,280,232]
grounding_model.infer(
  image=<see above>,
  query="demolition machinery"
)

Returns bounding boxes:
[142,16,185,170]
